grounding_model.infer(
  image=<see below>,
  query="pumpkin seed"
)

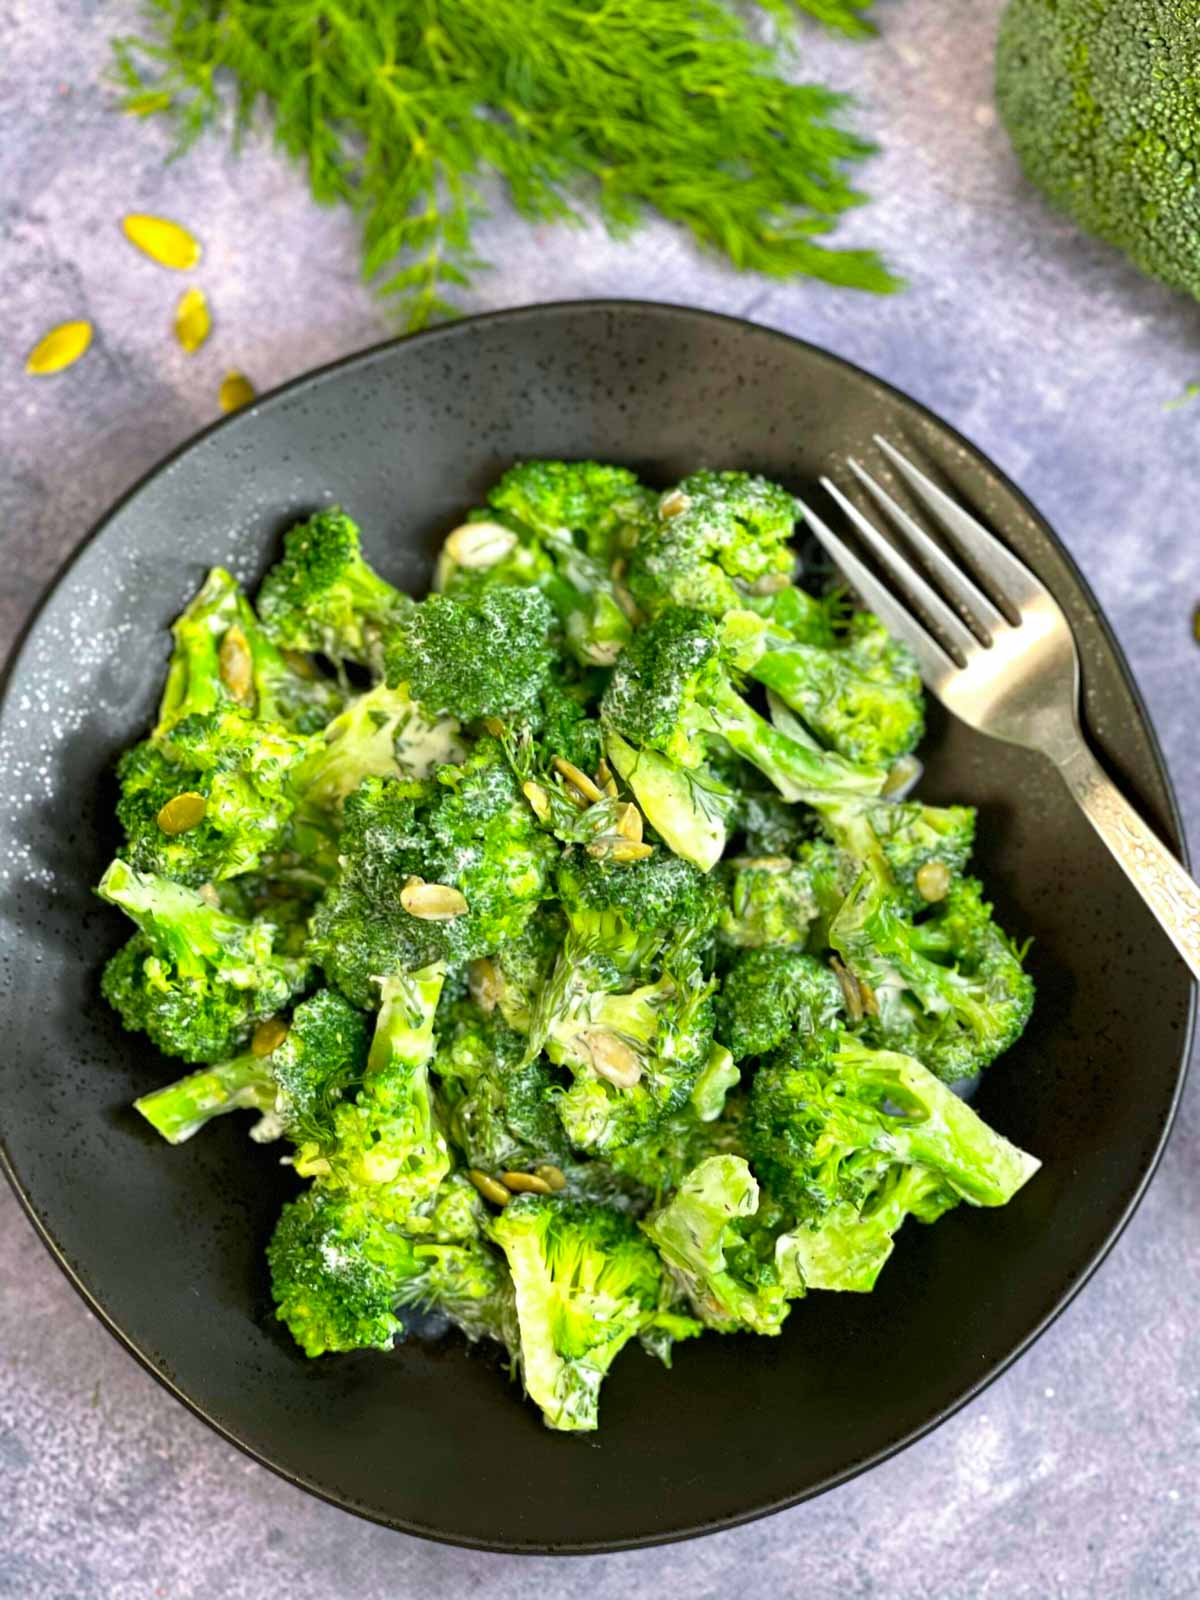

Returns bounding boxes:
[553,758,603,804]
[613,583,642,625]
[581,1029,642,1088]
[596,758,618,800]
[535,1164,568,1192]
[660,490,690,519]
[218,371,255,413]
[218,625,254,703]
[122,213,201,270]
[443,521,518,569]
[174,286,211,353]
[746,571,791,596]
[468,957,501,1013]
[400,877,468,920]
[609,841,654,863]
[25,320,92,376]
[522,780,551,821]
[480,716,505,738]
[582,639,623,666]
[468,1169,511,1207]
[501,1171,553,1195]
[830,956,864,1023]
[156,791,207,835]
[915,861,952,903]
[615,802,643,844]
[251,1017,289,1057]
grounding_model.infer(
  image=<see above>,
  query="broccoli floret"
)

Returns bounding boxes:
[257,509,406,670]
[294,965,451,1223]
[606,1088,744,1198]
[556,849,724,976]
[718,855,819,948]
[831,872,1035,1081]
[116,710,311,886]
[476,906,565,1034]
[532,943,717,1153]
[489,459,653,564]
[98,860,310,1062]
[738,608,925,767]
[815,795,977,913]
[716,949,843,1060]
[734,788,810,857]
[310,742,556,1008]
[602,609,887,820]
[134,987,369,1145]
[626,471,798,619]
[642,1155,793,1336]
[294,682,465,813]
[747,1029,1040,1229]
[490,1195,694,1430]
[433,1000,568,1172]
[996,0,1200,306]
[384,586,556,723]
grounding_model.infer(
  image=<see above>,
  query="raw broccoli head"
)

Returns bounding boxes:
[556,849,724,975]
[489,459,653,563]
[831,870,1035,1081]
[98,860,310,1063]
[746,609,925,768]
[715,949,843,1060]
[433,999,568,1171]
[642,1154,793,1335]
[133,986,368,1146]
[384,586,556,723]
[626,471,798,618]
[117,710,310,886]
[489,1194,680,1430]
[257,509,405,669]
[718,855,819,948]
[748,1029,1040,1227]
[311,742,557,1008]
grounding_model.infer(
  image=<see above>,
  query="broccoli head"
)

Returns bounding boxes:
[996,0,1200,308]
[98,860,310,1062]
[257,508,406,670]
[490,1194,694,1430]
[715,949,843,1060]
[117,710,311,886]
[294,682,465,813]
[433,999,568,1172]
[310,742,557,1008]
[642,1155,794,1336]
[489,459,653,564]
[556,848,724,976]
[384,586,556,723]
[718,854,819,948]
[626,471,798,618]
[815,795,977,913]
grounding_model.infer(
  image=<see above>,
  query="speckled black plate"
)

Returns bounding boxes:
[0,302,1192,1553]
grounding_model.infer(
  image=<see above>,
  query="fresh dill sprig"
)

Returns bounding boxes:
[112,0,896,330]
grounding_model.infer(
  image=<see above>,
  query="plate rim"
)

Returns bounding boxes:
[1,297,1193,1554]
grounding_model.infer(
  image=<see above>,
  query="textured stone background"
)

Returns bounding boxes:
[3,1,1199,1595]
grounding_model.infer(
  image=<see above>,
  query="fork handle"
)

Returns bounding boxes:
[1056,743,1200,983]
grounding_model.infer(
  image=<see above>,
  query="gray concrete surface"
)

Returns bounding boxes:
[3,1,1199,1595]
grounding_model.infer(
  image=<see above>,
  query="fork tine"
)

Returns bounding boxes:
[818,477,981,660]
[794,494,958,690]
[846,457,1009,640]
[873,436,1046,610]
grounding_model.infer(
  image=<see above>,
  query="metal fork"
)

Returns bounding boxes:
[795,435,1200,983]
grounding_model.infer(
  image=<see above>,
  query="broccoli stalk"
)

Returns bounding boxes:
[98,859,310,1062]
[134,1053,276,1145]
[604,729,737,873]
[777,1165,958,1295]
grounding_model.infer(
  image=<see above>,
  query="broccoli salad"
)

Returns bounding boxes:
[97,460,1039,1433]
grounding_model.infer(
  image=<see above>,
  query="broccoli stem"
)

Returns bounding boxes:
[370,965,447,1076]
[604,730,735,872]
[156,568,238,733]
[703,677,886,799]
[97,859,258,975]
[135,1055,275,1144]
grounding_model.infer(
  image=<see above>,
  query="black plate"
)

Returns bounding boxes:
[0,302,1192,1553]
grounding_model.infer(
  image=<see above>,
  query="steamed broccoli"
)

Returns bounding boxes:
[311,742,557,1008]
[642,1155,793,1335]
[157,566,344,737]
[626,471,798,618]
[602,608,887,820]
[98,860,310,1063]
[815,794,977,912]
[116,709,312,886]
[490,1195,697,1430]
[604,729,738,873]
[715,949,843,1060]
[294,681,465,813]
[134,987,369,1145]
[384,586,556,723]
[257,508,407,670]
[489,459,653,565]
[556,849,724,977]
[748,1030,1040,1230]
[433,999,568,1172]
[996,1,1200,308]
[718,854,819,948]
